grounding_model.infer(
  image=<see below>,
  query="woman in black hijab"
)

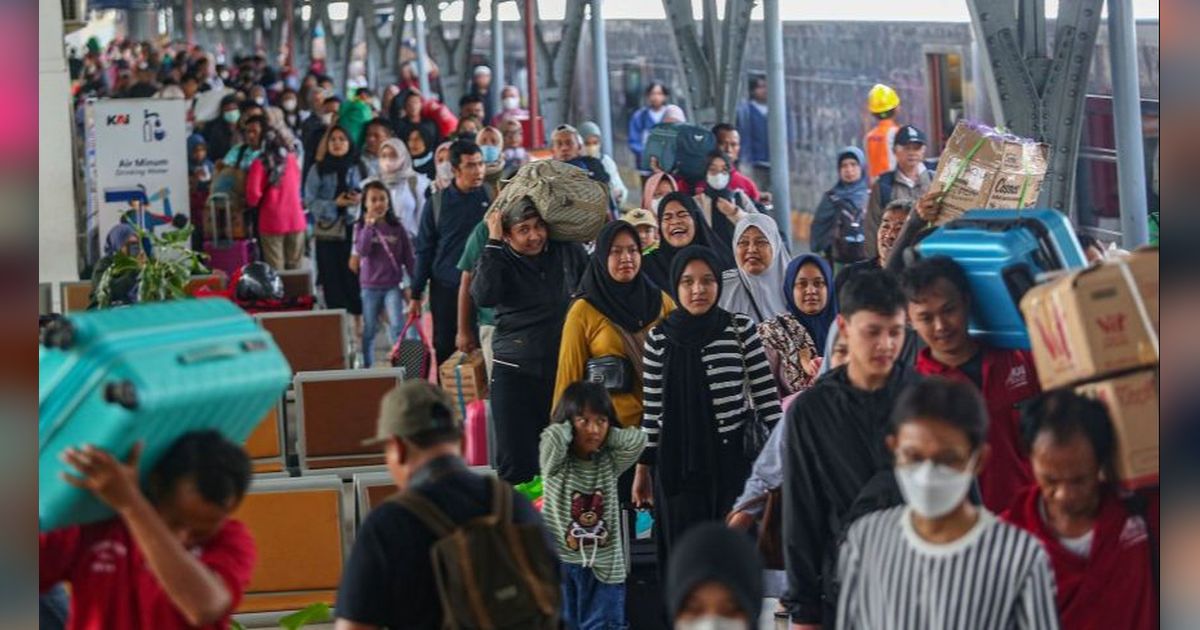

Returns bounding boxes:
[667,522,764,629]
[641,191,734,293]
[304,124,364,317]
[632,245,782,576]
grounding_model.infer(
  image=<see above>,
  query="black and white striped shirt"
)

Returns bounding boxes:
[837,506,1060,630]
[641,313,783,461]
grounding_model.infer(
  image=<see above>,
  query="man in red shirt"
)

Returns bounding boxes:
[711,123,762,202]
[901,256,1040,512]
[40,431,257,629]
[1002,391,1158,630]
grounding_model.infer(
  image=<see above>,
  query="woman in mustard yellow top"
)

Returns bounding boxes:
[555,221,675,430]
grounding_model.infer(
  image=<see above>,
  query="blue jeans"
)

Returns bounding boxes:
[40,583,69,630]
[561,562,626,630]
[360,286,404,367]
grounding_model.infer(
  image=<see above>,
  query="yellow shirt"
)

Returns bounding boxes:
[553,295,676,427]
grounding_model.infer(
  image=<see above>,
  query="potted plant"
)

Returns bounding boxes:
[94,225,207,308]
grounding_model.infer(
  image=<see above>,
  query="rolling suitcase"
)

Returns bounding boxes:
[203,193,257,278]
[463,400,488,467]
[39,298,291,531]
[915,209,1087,349]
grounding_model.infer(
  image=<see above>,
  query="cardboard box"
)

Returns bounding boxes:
[1119,247,1159,333]
[440,350,488,404]
[1020,259,1159,390]
[1075,369,1159,488]
[930,121,1049,223]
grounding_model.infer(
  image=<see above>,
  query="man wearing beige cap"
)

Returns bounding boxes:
[334,381,554,630]
[622,208,659,253]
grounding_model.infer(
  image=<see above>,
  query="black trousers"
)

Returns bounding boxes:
[316,238,362,315]
[489,361,554,484]
[428,279,459,367]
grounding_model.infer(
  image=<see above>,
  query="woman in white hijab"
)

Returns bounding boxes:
[375,137,429,239]
[718,213,791,324]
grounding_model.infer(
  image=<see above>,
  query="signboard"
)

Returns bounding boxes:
[86,98,189,263]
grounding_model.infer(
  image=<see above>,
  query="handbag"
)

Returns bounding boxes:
[734,325,770,459]
[389,312,435,380]
[313,211,347,241]
[757,489,785,570]
[584,355,635,393]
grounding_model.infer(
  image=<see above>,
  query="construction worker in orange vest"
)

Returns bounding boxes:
[864,84,901,183]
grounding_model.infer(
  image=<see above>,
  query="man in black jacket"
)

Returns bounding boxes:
[410,141,490,366]
[782,269,920,629]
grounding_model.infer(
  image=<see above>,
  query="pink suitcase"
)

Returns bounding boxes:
[463,400,488,466]
[203,193,257,277]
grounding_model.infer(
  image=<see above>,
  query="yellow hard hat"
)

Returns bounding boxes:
[867,84,900,114]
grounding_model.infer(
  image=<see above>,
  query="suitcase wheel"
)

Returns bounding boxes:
[40,318,76,350]
[103,380,139,410]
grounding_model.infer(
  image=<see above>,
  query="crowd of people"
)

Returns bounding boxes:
[46,37,1157,630]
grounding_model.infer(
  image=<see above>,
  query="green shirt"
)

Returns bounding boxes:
[539,422,646,584]
[456,221,497,326]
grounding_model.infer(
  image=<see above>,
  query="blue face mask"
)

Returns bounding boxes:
[223,109,241,124]
[480,144,501,164]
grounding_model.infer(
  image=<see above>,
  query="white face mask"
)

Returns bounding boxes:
[436,161,453,181]
[503,96,519,110]
[894,456,976,519]
[675,616,747,630]
[321,112,334,125]
[706,172,730,191]
[652,196,665,213]
[584,144,601,158]
[281,99,297,112]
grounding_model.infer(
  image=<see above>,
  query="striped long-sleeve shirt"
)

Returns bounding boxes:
[640,313,783,463]
[837,505,1060,630]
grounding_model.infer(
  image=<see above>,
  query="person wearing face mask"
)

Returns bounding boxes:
[277,88,304,138]
[758,255,838,394]
[470,201,588,484]
[491,85,529,129]
[371,138,429,241]
[836,378,1059,630]
[780,269,921,629]
[902,256,1040,513]
[201,94,242,163]
[474,126,505,199]
[541,383,647,630]
[301,93,342,187]
[641,172,677,213]
[633,246,782,578]
[1002,391,1158,630]
[719,213,791,325]
[499,118,530,177]
[428,141,455,193]
[667,522,764,630]
[693,152,755,254]
[640,192,733,294]
[578,121,629,206]
[810,147,870,265]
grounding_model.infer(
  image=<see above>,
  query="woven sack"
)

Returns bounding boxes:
[495,160,609,242]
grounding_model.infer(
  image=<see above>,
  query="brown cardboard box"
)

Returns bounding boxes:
[440,350,489,404]
[1020,259,1159,390]
[930,121,1049,223]
[1075,369,1159,488]
[1120,247,1159,332]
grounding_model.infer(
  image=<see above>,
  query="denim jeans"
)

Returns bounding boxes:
[360,286,404,367]
[40,583,69,630]
[561,562,627,630]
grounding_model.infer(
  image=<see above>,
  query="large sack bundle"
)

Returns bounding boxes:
[494,160,610,242]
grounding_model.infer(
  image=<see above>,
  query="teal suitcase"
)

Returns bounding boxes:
[39,298,292,531]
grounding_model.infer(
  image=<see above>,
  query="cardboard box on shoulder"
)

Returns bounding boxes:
[930,121,1049,224]
[1120,247,1158,333]
[1075,369,1159,489]
[440,350,488,404]
[1019,258,1158,390]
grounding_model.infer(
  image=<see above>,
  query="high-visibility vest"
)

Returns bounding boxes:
[865,118,899,183]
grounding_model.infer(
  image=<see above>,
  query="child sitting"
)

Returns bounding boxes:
[541,382,646,629]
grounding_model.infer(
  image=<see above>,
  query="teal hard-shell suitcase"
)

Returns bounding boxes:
[38,298,292,531]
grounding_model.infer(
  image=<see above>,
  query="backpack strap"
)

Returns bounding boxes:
[876,172,895,207]
[392,489,457,538]
[491,476,555,617]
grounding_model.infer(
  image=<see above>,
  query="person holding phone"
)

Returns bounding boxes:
[305,124,365,318]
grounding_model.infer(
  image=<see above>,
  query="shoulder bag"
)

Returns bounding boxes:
[734,321,770,459]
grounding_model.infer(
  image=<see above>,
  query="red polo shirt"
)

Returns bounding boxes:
[915,343,1040,512]
[40,517,256,630]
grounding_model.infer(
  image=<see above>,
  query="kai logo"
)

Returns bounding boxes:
[1096,312,1126,334]
[106,114,131,126]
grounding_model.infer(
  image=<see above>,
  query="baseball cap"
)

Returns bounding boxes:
[893,125,927,147]
[623,208,657,228]
[361,381,461,446]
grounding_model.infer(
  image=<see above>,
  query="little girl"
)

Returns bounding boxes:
[541,382,646,629]
[352,180,415,368]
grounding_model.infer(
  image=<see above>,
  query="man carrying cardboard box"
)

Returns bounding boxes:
[864,125,933,260]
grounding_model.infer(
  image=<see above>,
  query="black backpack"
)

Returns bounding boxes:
[828,193,868,264]
[640,123,716,183]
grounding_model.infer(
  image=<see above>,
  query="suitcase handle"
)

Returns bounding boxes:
[177,344,241,365]
[208,194,232,244]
